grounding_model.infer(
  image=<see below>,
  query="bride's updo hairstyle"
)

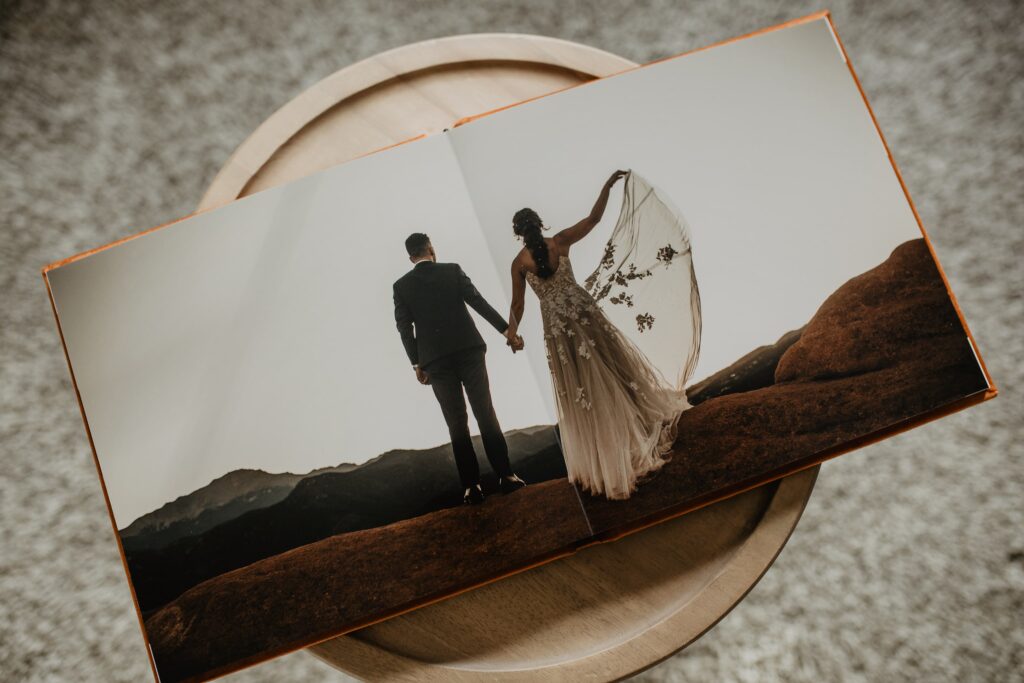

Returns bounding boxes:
[513,207,554,278]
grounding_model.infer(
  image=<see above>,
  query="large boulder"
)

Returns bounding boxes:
[583,238,988,533]
[776,239,971,384]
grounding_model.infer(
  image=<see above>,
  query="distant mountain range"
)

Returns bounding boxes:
[120,464,359,551]
[145,478,590,683]
[123,425,565,612]
[686,326,806,405]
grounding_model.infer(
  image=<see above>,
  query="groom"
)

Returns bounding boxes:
[393,233,527,505]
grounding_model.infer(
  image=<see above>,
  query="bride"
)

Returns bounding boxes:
[504,169,702,500]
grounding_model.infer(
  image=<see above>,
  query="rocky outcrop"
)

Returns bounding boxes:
[775,239,971,384]
[583,238,988,532]
[144,479,588,683]
[686,326,805,405]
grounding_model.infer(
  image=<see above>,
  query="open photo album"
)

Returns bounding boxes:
[43,12,996,683]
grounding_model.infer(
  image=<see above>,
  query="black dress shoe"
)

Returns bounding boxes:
[463,484,485,505]
[498,474,527,494]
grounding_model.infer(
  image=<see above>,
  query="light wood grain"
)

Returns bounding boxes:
[199,33,819,682]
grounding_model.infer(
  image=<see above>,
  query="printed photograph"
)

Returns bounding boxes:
[41,14,992,683]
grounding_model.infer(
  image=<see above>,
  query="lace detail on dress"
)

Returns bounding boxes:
[526,255,691,500]
[527,256,613,346]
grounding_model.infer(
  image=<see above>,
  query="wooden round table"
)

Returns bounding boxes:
[199,34,819,682]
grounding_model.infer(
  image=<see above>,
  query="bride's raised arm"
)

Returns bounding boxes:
[554,169,628,248]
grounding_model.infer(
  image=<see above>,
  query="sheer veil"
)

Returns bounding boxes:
[582,171,702,391]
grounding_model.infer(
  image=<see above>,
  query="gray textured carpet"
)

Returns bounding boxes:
[1,1,1021,681]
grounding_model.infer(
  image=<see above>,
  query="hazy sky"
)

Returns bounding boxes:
[48,17,922,528]
[449,17,921,413]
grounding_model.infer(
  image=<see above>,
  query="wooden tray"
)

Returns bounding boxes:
[199,34,819,682]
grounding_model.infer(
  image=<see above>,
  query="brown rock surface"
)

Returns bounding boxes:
[145,479,588,682]
[582,238,987,532]
[686,326,805,405]
[775,238,972,383]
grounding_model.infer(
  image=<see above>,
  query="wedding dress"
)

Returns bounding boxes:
[525,171,702,500]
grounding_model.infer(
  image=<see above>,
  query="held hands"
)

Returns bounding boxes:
[414,366,430,385]
[504,328,525,353]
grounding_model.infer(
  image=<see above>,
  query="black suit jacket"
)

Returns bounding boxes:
[393,261,509,369]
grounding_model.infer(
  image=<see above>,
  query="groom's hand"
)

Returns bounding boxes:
[414,366,430,385]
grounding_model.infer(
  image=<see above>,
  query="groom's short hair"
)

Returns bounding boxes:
[405,232,431,257]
